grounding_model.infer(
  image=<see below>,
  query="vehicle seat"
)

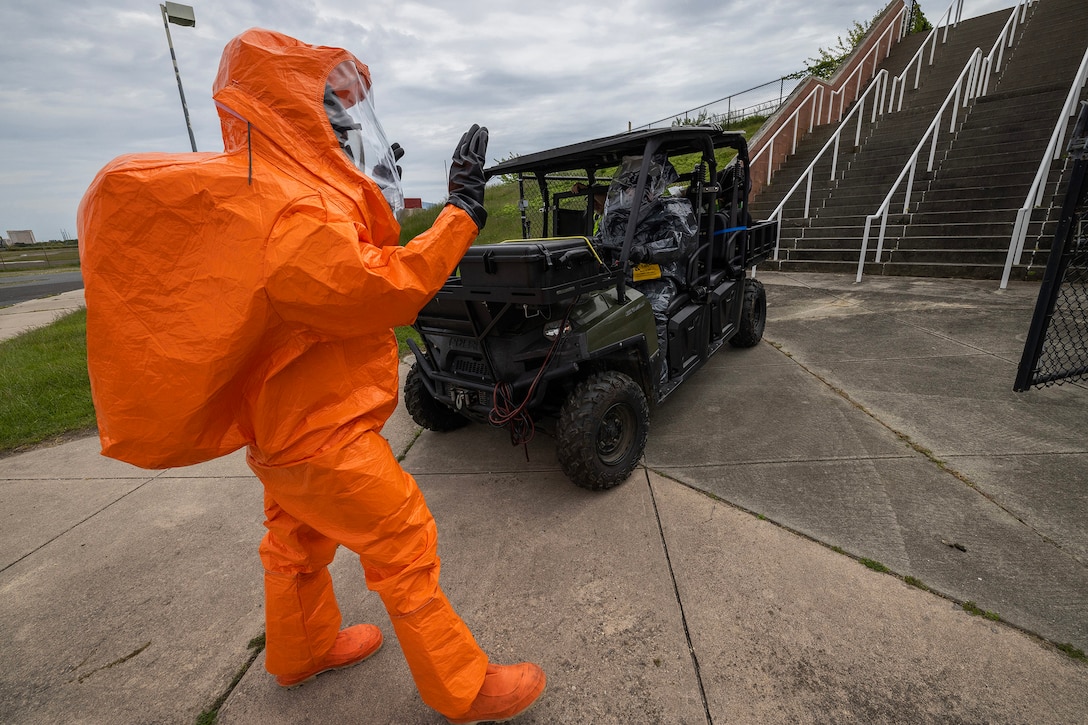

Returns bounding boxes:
[554,208,585,237]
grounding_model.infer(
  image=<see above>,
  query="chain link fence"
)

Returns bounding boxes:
[512,171,602,240]
[1015,103,1088,391]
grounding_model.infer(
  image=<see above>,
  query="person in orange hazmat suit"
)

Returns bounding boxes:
[76,28,545,723]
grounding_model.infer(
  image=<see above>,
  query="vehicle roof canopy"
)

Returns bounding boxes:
[485,126,747,179]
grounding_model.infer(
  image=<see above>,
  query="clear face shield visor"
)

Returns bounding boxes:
[324,61,405,215]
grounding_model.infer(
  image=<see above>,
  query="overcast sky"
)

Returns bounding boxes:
[1,0,1013,242]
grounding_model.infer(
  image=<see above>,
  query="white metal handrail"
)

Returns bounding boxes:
[888,0,964,113]
[749,85,827,185]
[979,0,1033,96]
[1001,42,1088,288]
[768,70,890,260]
[635,75,805,131]
[749,0,907,188]
[857,48,985,282]
[826,7,907,125]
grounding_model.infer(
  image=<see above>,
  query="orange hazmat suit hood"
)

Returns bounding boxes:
[213,29,402,240]
[77,29,481,468]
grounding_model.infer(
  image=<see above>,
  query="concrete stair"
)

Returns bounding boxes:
[750,0,1088,281]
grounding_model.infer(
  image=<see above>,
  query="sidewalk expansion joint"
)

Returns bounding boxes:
[649,452,915,470]
[198,635,266,722]
[651,469,1088,665]
[644,467,713,725]
[765,341,1086,570]
[0,471,166,575]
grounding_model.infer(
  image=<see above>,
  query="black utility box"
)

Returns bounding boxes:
[455,238,615,304]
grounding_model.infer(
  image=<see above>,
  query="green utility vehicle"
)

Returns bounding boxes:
[405,125,778,489]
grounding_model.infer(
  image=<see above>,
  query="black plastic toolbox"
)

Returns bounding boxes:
[452,237,616,304]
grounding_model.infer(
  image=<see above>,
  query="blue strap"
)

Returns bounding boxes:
[713,226,747,236]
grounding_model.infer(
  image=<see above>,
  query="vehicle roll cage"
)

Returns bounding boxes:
[485,126,753,303]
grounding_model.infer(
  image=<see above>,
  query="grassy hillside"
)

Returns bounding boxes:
[401,116,767,247]
[398,180,523,247]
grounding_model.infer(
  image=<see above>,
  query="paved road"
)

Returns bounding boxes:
[0,270,83,307]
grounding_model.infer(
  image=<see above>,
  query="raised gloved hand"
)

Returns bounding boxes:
[390,142,404,179]
[447,124,489,230]
[373,142,405,185]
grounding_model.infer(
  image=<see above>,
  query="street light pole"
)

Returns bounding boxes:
[160,2,197,152]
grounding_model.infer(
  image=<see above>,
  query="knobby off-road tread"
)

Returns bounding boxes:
[730,277,766,348]
[404,364,470,432]
[556,371,649,490]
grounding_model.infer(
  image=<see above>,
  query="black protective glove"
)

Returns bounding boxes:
[390,142,404,179]
[374,142,405,184]
[447,124,489,230]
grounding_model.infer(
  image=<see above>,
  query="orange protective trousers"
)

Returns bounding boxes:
[248,430,488,715]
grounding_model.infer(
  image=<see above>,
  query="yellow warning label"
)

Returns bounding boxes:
[631,263,662,281]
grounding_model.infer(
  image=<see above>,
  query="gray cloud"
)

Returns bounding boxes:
[0,0,1015,240]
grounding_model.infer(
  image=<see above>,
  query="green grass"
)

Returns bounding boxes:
[1055,642,1086,661]
[196,633,266,725]
[396,324,422,357]
[859,557,891,573]
[962,601,1002,622]
[0,242,80,272]
[398,180,524,247]
[0,309,424,456]
[0,309,96,453]
[903,576,929,591]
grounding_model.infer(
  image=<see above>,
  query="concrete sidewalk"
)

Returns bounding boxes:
[1,273,1086,723]
[0,288,85,342]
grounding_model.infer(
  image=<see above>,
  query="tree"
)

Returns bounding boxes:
[909,5,933,34]
[789,6,930,82]
[792,19,870,80]
[673,109,714,127]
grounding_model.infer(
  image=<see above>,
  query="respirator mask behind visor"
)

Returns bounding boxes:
[324,60,405,215]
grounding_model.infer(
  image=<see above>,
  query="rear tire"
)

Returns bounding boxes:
[556,371,649,490]
[729,277,766,348]
[404,363,470,432]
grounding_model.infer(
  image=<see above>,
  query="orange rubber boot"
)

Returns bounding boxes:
[275,624,383,688]
[444,662,546,724]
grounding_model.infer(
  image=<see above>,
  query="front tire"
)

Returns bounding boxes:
[729,277,766,348]
[556,371,649,490]
[404,363,470,432]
